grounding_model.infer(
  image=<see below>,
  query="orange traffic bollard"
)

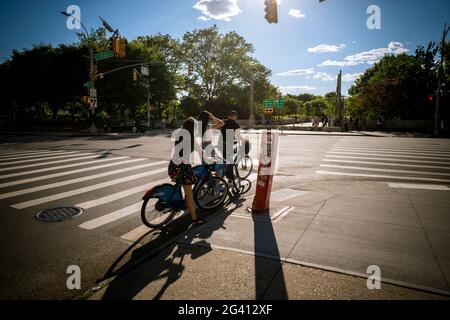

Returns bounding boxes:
[251,129,279,214]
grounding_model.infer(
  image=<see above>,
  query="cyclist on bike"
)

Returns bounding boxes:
[168,117,207,226]
[219,110,246,180]
[198,110,224,157]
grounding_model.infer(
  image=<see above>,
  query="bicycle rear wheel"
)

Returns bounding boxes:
[141,197,176,229]
[194,177,229,210]
[235,155,253,180]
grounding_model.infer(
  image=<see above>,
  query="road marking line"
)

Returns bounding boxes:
[0,150,68,161]
[1,161,167,200]
[274,206,296,223]
[0,151,87,166]
[316,170,450,183]
[320,164,450,176]
[79,202,142,230]
[386,183,450,191]
[270,206,291,220]
[325,155,450,165]
[271,189,309,202]
[120,225,151,242]
[76,177,169,209]
[331,148,450,157]
[0,158,146,188]
[0,150,66,159]
[11,167,168,209]
[327,151,450,160]
[323,159,450,170]
[333,145,450,152]
[0,156,130,180]
[0,154,108,172]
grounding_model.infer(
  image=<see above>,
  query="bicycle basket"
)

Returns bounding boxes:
[152,184,182,202]
[213,163,226,177]
[193,165,207,178]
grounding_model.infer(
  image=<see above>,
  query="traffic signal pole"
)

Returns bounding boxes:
[249,75,255,128]
[434,23,450,136]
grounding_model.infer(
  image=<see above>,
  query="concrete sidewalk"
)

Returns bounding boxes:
[88,179,450,300]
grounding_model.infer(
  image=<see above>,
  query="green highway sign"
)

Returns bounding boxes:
[95,50,114,61]
[83,81,94,88]
[263,100,274,108]
[275,99,285,108]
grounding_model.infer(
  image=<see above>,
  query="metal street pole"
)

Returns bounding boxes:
[249,75,255,128]
[434,23,450,136]
[147,77,151,130]
[60,11,97,133]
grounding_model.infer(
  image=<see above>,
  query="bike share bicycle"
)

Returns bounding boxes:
[141,140,253,229]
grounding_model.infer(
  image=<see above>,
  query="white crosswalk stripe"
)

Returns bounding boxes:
[11,166,167,209]
[0,158,146,188]
[76,178,169,209]
[0,151,85,166]
[1,161,167,200]
[79,202,142,230]
[0,150,66,159]
[0,156,130,180]
[0,148,257,240]
[317,142,450,184]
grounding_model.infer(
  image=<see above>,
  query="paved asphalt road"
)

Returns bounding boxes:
[0,131,449,299]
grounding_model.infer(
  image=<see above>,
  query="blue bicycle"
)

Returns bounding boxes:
[141,163,229,228]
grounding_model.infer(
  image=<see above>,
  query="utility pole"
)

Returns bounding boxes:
[434,23,450,136]
[336,70,343,128]
[249,75,255,128]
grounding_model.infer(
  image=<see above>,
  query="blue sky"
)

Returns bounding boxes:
[1,0,449,95]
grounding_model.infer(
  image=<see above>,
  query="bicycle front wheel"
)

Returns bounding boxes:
[235,155,253,180]
[141,197,176,229]
[194,177,229,210]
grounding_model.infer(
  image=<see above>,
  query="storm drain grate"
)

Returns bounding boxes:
[36,206,83,222]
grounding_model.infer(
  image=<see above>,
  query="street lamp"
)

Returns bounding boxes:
[60,10,98,134]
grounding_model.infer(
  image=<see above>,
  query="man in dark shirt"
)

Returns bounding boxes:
[220,110,245,178]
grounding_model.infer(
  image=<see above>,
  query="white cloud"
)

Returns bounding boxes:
[198,16,211,21]
[193,0,241,22]
[276,68,315,76]
[288,9,306,19]
[344,41,409,64]
[313,72,336,81]
[318,42,409,67]
[279,85,316,95]
[307,44,346,54]
[342,73,363,82]
[318,60,363,67]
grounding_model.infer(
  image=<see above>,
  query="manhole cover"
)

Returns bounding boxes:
[36,206,83,222]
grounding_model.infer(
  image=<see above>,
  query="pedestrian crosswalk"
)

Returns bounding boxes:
[0,149,171,236]
[317,141,450,184]
[0,148,259,244]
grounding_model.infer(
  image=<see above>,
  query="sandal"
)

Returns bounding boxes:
[191,218,206,226]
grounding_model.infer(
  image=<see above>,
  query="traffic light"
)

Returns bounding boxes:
[188,64,193,76]
[264,0,278,24]
[118,38,127,58]
[429,95,434,102]
[81,96,91,105]
[133,68,140,81]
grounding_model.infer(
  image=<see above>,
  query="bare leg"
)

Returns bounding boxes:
[182,184,197,221]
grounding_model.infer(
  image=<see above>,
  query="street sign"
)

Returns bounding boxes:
[90,97,97,109]
[83,81,94,88]
[89,88,97,98]
[263,100,274,108]
[265,108,274,113]
[95,50,114,61]
[275,99,285,109]
[141,65,149,76]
